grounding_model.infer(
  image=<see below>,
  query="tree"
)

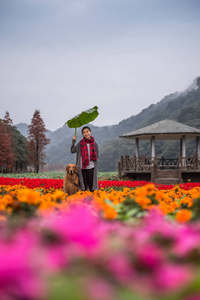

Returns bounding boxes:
[4,111,13,126]
[3,111,16,158]
[0,120,15,172]
[27,110,50,173]
[12,126,28,172]
[2,111,29,172]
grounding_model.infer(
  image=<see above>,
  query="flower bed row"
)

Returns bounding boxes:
[0,177,64,189]
[1,177,200,190]
[99,180,200,191]
[1,183,200,222]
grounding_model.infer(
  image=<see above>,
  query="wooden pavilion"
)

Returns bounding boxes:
[118,119,200,184]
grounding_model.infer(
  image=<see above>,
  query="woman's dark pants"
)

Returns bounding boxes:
[81,168,94,192]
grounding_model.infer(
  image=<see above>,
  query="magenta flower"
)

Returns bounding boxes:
[108,253,134,283]
[0,230,45,300]
[174,225,200,256]
[41,205,100,250]
[154,263,192,292]
[134,244,164,270]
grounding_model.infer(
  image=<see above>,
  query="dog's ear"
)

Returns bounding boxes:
[65,165,69,172]
[75,166,78,173]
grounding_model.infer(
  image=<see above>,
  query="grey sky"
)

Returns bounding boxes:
[1,0,200,131]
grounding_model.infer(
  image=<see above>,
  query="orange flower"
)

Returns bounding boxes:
[103,204,117,220]
[175,209,192,223]
[18,189,41,205]
[179,196,193,208]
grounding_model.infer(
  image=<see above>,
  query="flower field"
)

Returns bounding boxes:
[1,177,200,300]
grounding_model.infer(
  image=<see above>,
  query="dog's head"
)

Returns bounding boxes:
[66,164,78,175]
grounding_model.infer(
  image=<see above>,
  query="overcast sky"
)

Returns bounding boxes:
[1,0,200,131]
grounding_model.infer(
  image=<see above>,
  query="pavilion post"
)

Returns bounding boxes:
[181,135,186,168]
[151,136,155,161]
[196,136,200,170]
[135,137,139,158]
[180,139,182,157]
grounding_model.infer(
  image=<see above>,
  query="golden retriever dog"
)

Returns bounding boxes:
[63,164,79,195]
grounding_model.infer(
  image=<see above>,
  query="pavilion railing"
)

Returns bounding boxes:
[179,155,200,170]
[118,155,200,176]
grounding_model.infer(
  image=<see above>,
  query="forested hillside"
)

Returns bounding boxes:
[99,78,200,171]
[16,77,200,172]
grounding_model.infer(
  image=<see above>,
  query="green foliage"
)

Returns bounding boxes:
[66,106,99,134]
[12,126,28,165]
[48,273,145,300]
[98,171,119,180]
[0,171,119,179]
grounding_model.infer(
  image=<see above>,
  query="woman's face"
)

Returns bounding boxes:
[82,128,91,139]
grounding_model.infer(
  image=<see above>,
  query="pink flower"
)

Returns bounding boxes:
[38,205,102,270]
[43,244,69,271]
[0,231,45,300]
[154,263,192,292]
[108,253,134,283]
[134,244,164,270]
[43,205,100,250]
[174,226,200,256]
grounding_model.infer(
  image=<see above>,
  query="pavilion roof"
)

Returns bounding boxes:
[120,119,200,140]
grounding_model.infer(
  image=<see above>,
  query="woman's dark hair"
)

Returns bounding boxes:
[82,126,91,134]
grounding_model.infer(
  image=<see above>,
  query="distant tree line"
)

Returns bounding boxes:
[41,163,65,172]
[0,110,50,173]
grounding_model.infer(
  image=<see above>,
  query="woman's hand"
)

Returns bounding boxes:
[73,135,77,141]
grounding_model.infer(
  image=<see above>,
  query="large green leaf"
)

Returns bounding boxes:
[65,106,99,129]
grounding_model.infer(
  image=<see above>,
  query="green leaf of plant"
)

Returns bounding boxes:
[65,106,99,129]
[125,208,140,218]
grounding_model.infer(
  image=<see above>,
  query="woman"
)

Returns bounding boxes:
[71,126,99,191]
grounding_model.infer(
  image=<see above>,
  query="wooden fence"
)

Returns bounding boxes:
[118,155,200,177]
